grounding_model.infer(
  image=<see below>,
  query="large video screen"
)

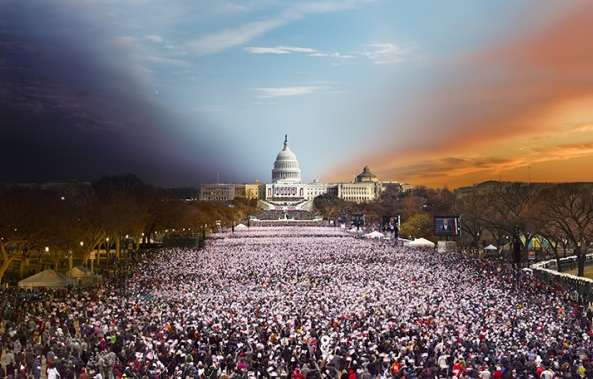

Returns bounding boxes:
[434,216,460,236]
[382,215,399,230]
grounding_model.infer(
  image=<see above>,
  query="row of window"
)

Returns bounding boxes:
[274,162,300,169]
[273,172,300,178]
[341,188,371,194]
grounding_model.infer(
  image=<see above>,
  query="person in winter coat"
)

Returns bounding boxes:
[47,363,61,379]
[292,368,306,379]
[32,357,42,379]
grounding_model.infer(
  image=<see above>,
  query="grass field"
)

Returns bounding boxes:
[565,266,593,279]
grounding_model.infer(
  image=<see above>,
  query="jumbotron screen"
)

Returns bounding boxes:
[434,216,460,236]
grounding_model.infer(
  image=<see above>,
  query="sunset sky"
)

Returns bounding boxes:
[2,0,593,188]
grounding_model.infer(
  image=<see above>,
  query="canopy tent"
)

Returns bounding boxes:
[18,269,77,289]
[364,231,385,239]
[407,238,435,247]
[512,235,551,249]
[65,265,91,278]
[526,236,550,249]
[484,244,498,251]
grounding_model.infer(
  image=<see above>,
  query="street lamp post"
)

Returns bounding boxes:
[67,250,73,270]
[512,225,522,268]
[45,247,49,270]
[105,237,110,261]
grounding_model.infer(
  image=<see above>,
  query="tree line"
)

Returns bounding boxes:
[315,181,593,276]
[2,177,592,281]
[0,175,257,283]
[455,182,593,276]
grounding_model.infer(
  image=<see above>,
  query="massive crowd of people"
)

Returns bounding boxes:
[1,226,592,379]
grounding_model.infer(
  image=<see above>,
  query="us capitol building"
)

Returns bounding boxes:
[199,135,407,210]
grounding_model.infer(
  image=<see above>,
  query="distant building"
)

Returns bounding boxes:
[235,181,265,200]
[199,183,236,201]
[337,181,383,202]
[199,135,409,208]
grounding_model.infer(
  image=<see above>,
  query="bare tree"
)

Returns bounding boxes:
[454,191,488,251]
[480,182,540,264]
[536,183,593,276]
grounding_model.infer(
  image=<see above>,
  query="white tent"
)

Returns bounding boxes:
[18,269,77,289]
[364,231,385,239]
[484,244,498,251]
[235,223,248,230]
[65,265,91,279]
[407,238,435,247]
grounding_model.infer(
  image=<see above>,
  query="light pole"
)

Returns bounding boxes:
[45,247,49,270]
[105,237,110,260]
[67,250,73,270]
[125,234,130,261]
[512,225,522,268]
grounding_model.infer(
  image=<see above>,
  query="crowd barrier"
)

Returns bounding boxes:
[531,253,593,295]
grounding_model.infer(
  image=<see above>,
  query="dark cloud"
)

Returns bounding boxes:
[0,1,229,186]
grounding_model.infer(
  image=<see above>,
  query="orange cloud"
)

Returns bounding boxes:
[326,2,593,188]
[388,140,593,187]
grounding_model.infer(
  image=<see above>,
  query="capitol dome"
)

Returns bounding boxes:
[271,135,302,183]
[355,166,378,183]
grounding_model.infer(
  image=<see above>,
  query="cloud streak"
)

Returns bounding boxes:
[363,43,416,64]
[188,0,378,55]
[146,35,164,43]
[188,18,290,55]
[244,45,357,64]
[244,45,318,54]
[252,86,332,98]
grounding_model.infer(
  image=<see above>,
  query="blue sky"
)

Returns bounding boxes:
[2,0,593,187]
